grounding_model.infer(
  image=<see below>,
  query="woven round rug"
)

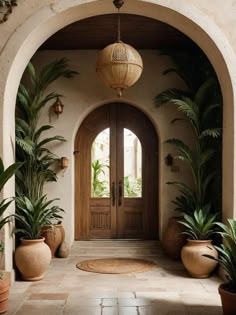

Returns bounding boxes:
[76,257,157,274]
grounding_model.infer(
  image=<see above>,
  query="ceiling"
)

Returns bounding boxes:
[40,14,194,50]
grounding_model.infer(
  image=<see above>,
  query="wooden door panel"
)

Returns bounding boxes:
[75,103,158,240]
[89,198,112,239]
[119,198,145,238]
[116,104,158,239]
[75,105,116,240]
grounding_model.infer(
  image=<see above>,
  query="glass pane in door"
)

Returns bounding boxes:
[124,128,142,197]
[91,128,110,197]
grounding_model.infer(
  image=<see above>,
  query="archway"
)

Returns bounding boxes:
[0,0,235,275]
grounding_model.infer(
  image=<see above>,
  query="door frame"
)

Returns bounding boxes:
[74,102,159,240]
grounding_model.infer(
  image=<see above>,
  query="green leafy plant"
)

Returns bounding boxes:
[0,158,22,229]
[11,195,64,240]
[178,208,218,240]
[16,58,78,201]
[124,176,142,197]
[0,157,22,279]
[91,160,109,197]
[203,219,236,292]
[154,48,222,214]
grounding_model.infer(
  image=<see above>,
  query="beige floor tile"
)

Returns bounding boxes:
[185,305,222,315]
[8,241,221,315]
[14,300,64,315]
[28,293,68,300]
[139,305,189,315]
[102,298,118,306]
[180,292,221,306]
[63,306,101,315]
[65,298,101,306]
[118,298,151,307]
[102,307,139,315]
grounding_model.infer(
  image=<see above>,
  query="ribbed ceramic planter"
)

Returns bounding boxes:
[0,279,9,313]
[41,224,62,257]
[162,216,186,260]
[219,283,236,315]
[181,239,218,278]
[15,238,51,281]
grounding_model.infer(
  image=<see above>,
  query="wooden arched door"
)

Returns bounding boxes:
[75,103,158,240]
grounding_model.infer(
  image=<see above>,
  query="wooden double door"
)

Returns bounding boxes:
[75,103,158,240]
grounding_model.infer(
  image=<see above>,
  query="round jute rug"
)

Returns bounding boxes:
[76,257,157,274]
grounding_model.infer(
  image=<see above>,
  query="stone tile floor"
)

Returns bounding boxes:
[7,241,222,315]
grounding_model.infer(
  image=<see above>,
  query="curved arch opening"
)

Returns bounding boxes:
[0,0,235,273]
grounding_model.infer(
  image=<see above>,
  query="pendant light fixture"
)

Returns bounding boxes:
[96,0,143,97]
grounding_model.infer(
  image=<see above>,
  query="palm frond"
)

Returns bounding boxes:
[200,128,222,139]
[194,77,215,107]
[154,89,188,107]
[15,138,34,155]
[33,125,53,143]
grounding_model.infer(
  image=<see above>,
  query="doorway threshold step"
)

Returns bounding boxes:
[71,240,163,257]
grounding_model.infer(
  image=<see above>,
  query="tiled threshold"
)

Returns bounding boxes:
[7,241,222,315]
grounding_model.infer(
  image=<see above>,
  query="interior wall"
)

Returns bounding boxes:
[33,49,193,244]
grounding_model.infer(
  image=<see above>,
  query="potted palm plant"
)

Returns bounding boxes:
[179,208,219,278]
[203,219,236,315]
[15,59,78,259]
[15,58,78,202]
[154,48,222,259]
[0,157,22,313]
[11,195,64,281]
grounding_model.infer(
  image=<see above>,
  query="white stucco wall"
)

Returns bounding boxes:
[0,0,236,278]
[33,50,193,245]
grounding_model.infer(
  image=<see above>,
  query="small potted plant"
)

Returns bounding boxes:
[179,208,219,278]
[203,219,236,315]
[11,195,63,281]
[0,242,9,314]
[0,157,22,313]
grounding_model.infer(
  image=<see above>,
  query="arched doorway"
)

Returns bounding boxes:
[0,0,235,274]
[75,103,158,240]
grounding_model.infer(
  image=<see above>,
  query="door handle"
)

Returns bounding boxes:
[111,182,115,206]
[118,180,122,206]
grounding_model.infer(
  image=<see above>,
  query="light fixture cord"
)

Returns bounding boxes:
[117,8,121,42]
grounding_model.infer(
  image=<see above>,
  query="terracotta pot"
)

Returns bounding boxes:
[162,216,186,260]
[41,224,62,257]
[15,238,51,281]
[0,279,9,314]
[60,224,65,243]
[57,239,70,258]
[57,225,70,258]
[219,283,236,315]
[181,239,218,278]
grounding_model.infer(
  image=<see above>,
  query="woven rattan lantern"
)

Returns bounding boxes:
[96,0,143,97]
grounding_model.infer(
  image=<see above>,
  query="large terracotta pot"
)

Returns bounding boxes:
[219,283,236,315]
[41,224,62,257]
[0,279,9,313]
[15,238,51,281]
[162,216,186,260]
[181,239,218,278]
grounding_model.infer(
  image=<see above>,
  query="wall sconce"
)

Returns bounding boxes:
[165,154,173,166]
[53,98,64,118]
[60,157,69,169]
